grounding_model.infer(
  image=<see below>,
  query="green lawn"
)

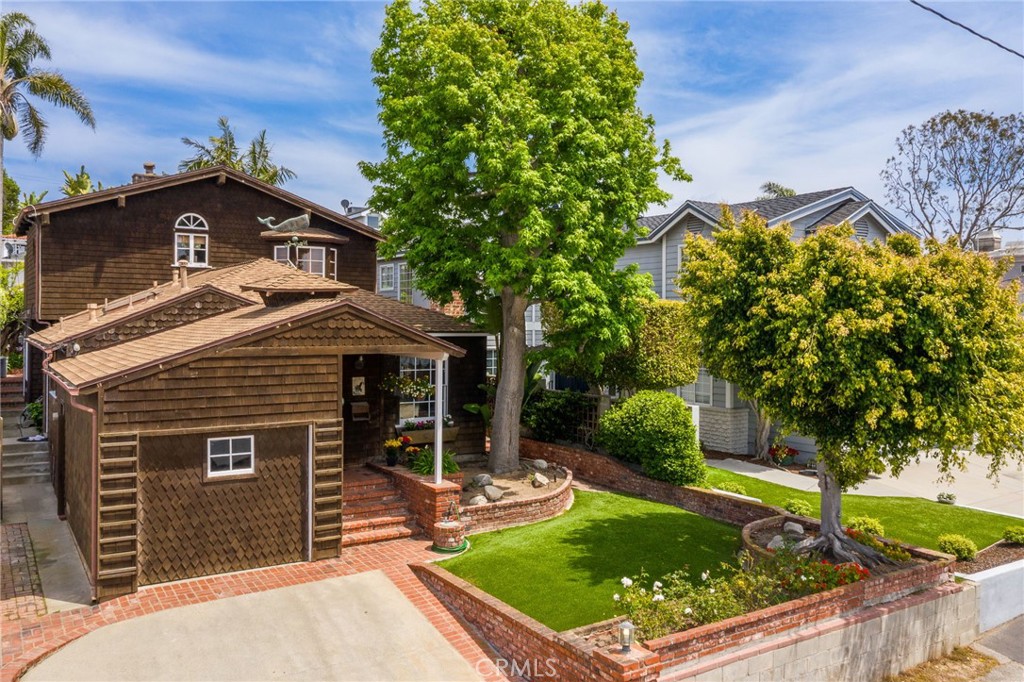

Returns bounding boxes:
[441,490,741,631]
[706,468,1018,551]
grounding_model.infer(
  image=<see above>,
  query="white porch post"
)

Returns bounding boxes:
[433,353,449,484]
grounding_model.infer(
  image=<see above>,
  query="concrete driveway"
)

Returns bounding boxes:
[24,570,483,682]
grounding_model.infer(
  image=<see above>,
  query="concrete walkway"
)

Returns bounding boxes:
[709,453,1024,518]
[23,570,483,682]
[976,616,1024,681]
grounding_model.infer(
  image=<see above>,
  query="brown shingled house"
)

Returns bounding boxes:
[33,259,486,601]
[15,164,384,402]
[17,167,488,601]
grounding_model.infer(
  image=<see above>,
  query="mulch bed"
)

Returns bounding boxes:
[954,541,1024,574]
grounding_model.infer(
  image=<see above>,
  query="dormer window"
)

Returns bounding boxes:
[174,213,209,266]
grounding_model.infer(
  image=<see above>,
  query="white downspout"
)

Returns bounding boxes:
[661,235,667,298]
[433,353,449,484]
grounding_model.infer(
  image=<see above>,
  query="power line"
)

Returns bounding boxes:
[909,0,1024,60]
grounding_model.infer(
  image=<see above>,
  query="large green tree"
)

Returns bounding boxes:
[881,110,1024,249]
[1,12,94,220]
[678,212,1024,564]
[2,169,16,233]
[362,0,688,472]
[180,116,296,187]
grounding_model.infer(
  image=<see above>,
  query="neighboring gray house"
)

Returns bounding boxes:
[977,228,1024,304]
[620,187,916,459]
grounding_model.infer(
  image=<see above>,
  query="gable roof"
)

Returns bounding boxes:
[47,296,467,390]
[30,259,476,351]
[638,187,915,243]
[13,165,383,242]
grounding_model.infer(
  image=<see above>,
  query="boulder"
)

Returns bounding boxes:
[484,485,504,502]
[468,495,488,506]
[532,473,550,488]
[473,473,493,487]
[783,521,805,536]
[767,535,786,551]
[533,459,548,470]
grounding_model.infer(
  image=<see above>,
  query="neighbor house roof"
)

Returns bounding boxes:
[13,165,383,242]
[638,188,915,243]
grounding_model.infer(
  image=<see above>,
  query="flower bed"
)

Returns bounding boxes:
[459,469,574,534]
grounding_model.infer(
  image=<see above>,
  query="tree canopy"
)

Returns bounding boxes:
[756,181,796,201]
[677,211,1024,563]
[179,117,296,186]
[362,0,688,472]
[881,110,1024,249]
[61,165,103,196]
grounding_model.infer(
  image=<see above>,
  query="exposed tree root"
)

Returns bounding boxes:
[795,531,896,568]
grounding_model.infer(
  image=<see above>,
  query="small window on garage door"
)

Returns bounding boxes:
[207,436,254,477]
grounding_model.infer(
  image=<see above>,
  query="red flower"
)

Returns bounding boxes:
[401,436,412,445]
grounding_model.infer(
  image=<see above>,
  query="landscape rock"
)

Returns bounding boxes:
[532,473,550,488]
[767,535,786,551]
[472,473,493,487]
[783,521,805,536]
[533,459,548,470]
[484,485,504,502]
[468,495,488,506]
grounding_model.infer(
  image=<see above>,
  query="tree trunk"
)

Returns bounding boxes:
[795,457,892,566]
[751,399,772,463]
[489,287,528,473]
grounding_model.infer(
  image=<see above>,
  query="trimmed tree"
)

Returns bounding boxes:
[677,211,1024,564]
[361,0,688,473]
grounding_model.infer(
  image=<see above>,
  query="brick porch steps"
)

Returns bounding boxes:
[341,467,418,548]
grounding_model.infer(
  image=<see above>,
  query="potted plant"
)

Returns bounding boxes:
[398,415,459,445]
[769,444,799,466]
[383,437,406,466]
[380,373,435,399]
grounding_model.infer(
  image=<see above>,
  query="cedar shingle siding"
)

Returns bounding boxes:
[34,178,377,320]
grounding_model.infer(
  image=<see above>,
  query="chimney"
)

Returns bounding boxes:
[977,228,1002,253]
[87,303,99,321]
[178,260,189,290]
[132,162,159,184]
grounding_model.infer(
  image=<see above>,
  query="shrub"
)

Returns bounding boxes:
[937,491,957,504]
[523,390,592,444]
[1002,526,1024,545]
[408,448,460,476]
[937,534,977,561]
[597,391,705,485]
[783,499,813,517]
[7,351,23,371]
[715,482,747,496]
[847,516,885,537]
[845,528,912,563]
[25,399,43,430]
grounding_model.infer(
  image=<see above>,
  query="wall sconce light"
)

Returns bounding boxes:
[355,355,365,370]
[618,620,635,652]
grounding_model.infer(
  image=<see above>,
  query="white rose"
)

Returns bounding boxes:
[613,593,621,601]
[684,607,692,615]
[653,581,663,591]
[621,577,633,588]
[701,571,710,581]
[652,594,665,602]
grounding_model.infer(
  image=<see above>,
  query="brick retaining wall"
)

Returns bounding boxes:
[413,563,662,682]
[369,464,461,540]
[520,438,778,526]
[460,471,575,534]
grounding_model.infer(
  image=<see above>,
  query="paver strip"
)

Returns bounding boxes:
[1,537,507,682]
[1,525,47,623]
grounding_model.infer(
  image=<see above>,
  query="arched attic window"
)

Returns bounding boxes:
[174,213,209,266]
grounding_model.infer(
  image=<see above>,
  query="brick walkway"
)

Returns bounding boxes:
[1,525,46,623]
[1,537,507,682]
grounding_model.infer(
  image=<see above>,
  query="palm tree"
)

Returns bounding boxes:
[1,11,95,223]
[756,181,796,201]
[61,165,103,196]
[180,117,296,186]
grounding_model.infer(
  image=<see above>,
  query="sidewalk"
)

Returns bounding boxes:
[708,453,1023,518]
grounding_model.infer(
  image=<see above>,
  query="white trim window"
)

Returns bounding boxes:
[175,232,208,266]
[379,263,395,291]
[680,368,713,406]
[398,263,413,302]
[296,246,326,276]
[207,436,254,476]
[175,213,208,231]
[398,356,447,422]
[273,245,291,265]
[485,348,498,378]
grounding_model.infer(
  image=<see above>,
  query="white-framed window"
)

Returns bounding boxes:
[379,263,395,291]
[398,356,447,422]
[273,245,291,265]
[296,246,326,276]
[175,232,208,266]
[486,348,498,377]
[398,263,413,302]
[680,368,713,406]
[526,303,540,322]
[329,248,338,280]
[175,213,208,231]
[207,435,254,477]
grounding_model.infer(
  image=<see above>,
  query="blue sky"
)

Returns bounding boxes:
[4,1,1022,220]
